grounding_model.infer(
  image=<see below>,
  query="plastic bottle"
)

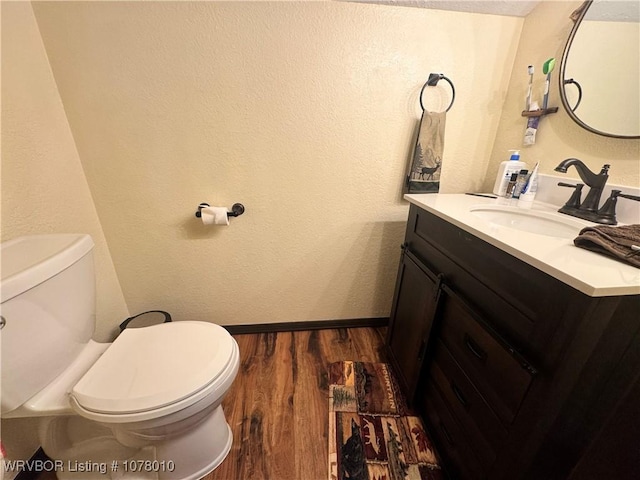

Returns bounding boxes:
[505,173,519,197]
[512,169,530,198]
[518,162,539,206]
[492,150,527,196]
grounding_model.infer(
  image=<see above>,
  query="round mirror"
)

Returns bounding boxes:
[559,0,640,138]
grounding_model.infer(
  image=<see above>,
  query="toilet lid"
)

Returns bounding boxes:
[71,321,234,414]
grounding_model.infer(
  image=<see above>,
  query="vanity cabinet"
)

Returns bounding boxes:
[386,247,442,399]
[386,203,640,480]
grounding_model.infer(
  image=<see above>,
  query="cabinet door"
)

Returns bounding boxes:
[386,247,441,401]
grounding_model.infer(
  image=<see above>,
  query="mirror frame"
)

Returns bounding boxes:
[559,0,640,139]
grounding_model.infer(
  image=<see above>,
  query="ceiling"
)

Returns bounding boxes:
[345,0,542,17]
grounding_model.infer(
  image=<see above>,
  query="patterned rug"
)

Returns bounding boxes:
[328,361,443,480]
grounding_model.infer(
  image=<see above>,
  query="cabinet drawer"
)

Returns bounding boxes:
[422,381,486,480]
[412,206,560,321]
[406,204,578,358]
[430,340,508,468]
[438,286,536,424]
[406,210,534,345]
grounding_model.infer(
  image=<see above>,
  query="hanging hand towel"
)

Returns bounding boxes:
[406,110,446,193]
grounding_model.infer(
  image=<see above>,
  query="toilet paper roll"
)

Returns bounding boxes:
[200,206,229,225]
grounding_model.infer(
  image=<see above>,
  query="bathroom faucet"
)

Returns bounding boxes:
[554,159,611,223]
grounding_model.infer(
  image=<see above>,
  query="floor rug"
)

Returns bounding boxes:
[328,361,443,480]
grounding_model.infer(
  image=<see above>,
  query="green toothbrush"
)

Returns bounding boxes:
[542,57,556,110]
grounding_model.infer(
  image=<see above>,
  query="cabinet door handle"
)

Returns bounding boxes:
[417,339,427,360]
[464,334,487,362]
[434,273,445,299]
[450,382,468,408]
[440,422,455,446]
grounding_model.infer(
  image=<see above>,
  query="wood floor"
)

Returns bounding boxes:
[31,327,387,480]
[203,327,387,480]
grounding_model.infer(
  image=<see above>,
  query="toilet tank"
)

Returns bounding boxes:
[1,234,96,415]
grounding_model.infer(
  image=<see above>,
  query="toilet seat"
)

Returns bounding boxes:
[70,321,236,422]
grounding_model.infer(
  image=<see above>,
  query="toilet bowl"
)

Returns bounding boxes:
[0,234,239,480]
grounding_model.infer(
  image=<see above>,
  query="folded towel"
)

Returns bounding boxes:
[406,111,446,193]
[574,224,640,268]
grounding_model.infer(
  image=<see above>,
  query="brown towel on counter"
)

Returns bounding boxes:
[574,224,640,268]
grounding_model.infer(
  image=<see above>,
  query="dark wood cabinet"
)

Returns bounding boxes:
[386,247,441,399]
[386,203,640,480]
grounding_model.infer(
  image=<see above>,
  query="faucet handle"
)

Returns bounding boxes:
[597,190,621,224]
[596,190,640,226]
[619,192,640,202]
[558,182,584,210]
[558,182,583,188]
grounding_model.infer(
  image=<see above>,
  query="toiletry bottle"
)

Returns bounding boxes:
[518,162,539,205]
[493,150,527,196]
[512,169,529,198]
[505,173,519,197]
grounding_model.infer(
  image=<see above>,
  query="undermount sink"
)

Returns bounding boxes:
[469,205,591,239]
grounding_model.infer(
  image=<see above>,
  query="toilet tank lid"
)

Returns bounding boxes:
[1,234,94,303]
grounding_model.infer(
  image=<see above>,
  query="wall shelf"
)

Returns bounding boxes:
[521,107,559,117]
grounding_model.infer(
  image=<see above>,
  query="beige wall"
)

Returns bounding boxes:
[6,0,637,466]
[484,1,640,191]
[31,1,522,328]
[0,2,129,340]
[0,1,130,468]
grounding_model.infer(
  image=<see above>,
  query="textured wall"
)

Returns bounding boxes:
[0,2,129,340]
[32,1,522,328]
[485,1,640,191]
[0,2,129,470]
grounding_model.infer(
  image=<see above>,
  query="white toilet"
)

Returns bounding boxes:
[0,234,240,480]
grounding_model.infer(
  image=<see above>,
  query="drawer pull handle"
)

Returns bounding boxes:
[440,422,455,446]
[450,382,468,408]
[464,334,487,362]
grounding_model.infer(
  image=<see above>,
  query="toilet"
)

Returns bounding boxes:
[0,234,239,480]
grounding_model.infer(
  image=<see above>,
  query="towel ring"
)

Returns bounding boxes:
[563,78,583,112]
[420,73,455,112]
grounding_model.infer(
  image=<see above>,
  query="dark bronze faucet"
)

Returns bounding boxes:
[554,160,640,225]
[554,159,611,223]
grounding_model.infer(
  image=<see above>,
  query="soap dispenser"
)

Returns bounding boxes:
[493,150,527,196]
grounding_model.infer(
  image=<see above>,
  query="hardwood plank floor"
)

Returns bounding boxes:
[30,327,387,480]
[203,327,387,480]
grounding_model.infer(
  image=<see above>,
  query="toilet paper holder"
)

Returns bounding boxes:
[195,203,245,218]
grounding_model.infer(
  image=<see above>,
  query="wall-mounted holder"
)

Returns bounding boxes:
[521,107,558,117]
[420,73,455,112]
[195,202,245,218]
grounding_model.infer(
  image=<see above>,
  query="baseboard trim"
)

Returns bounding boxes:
[223,317,388,335]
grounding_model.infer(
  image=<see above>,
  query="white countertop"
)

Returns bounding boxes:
[404,193,640,297]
